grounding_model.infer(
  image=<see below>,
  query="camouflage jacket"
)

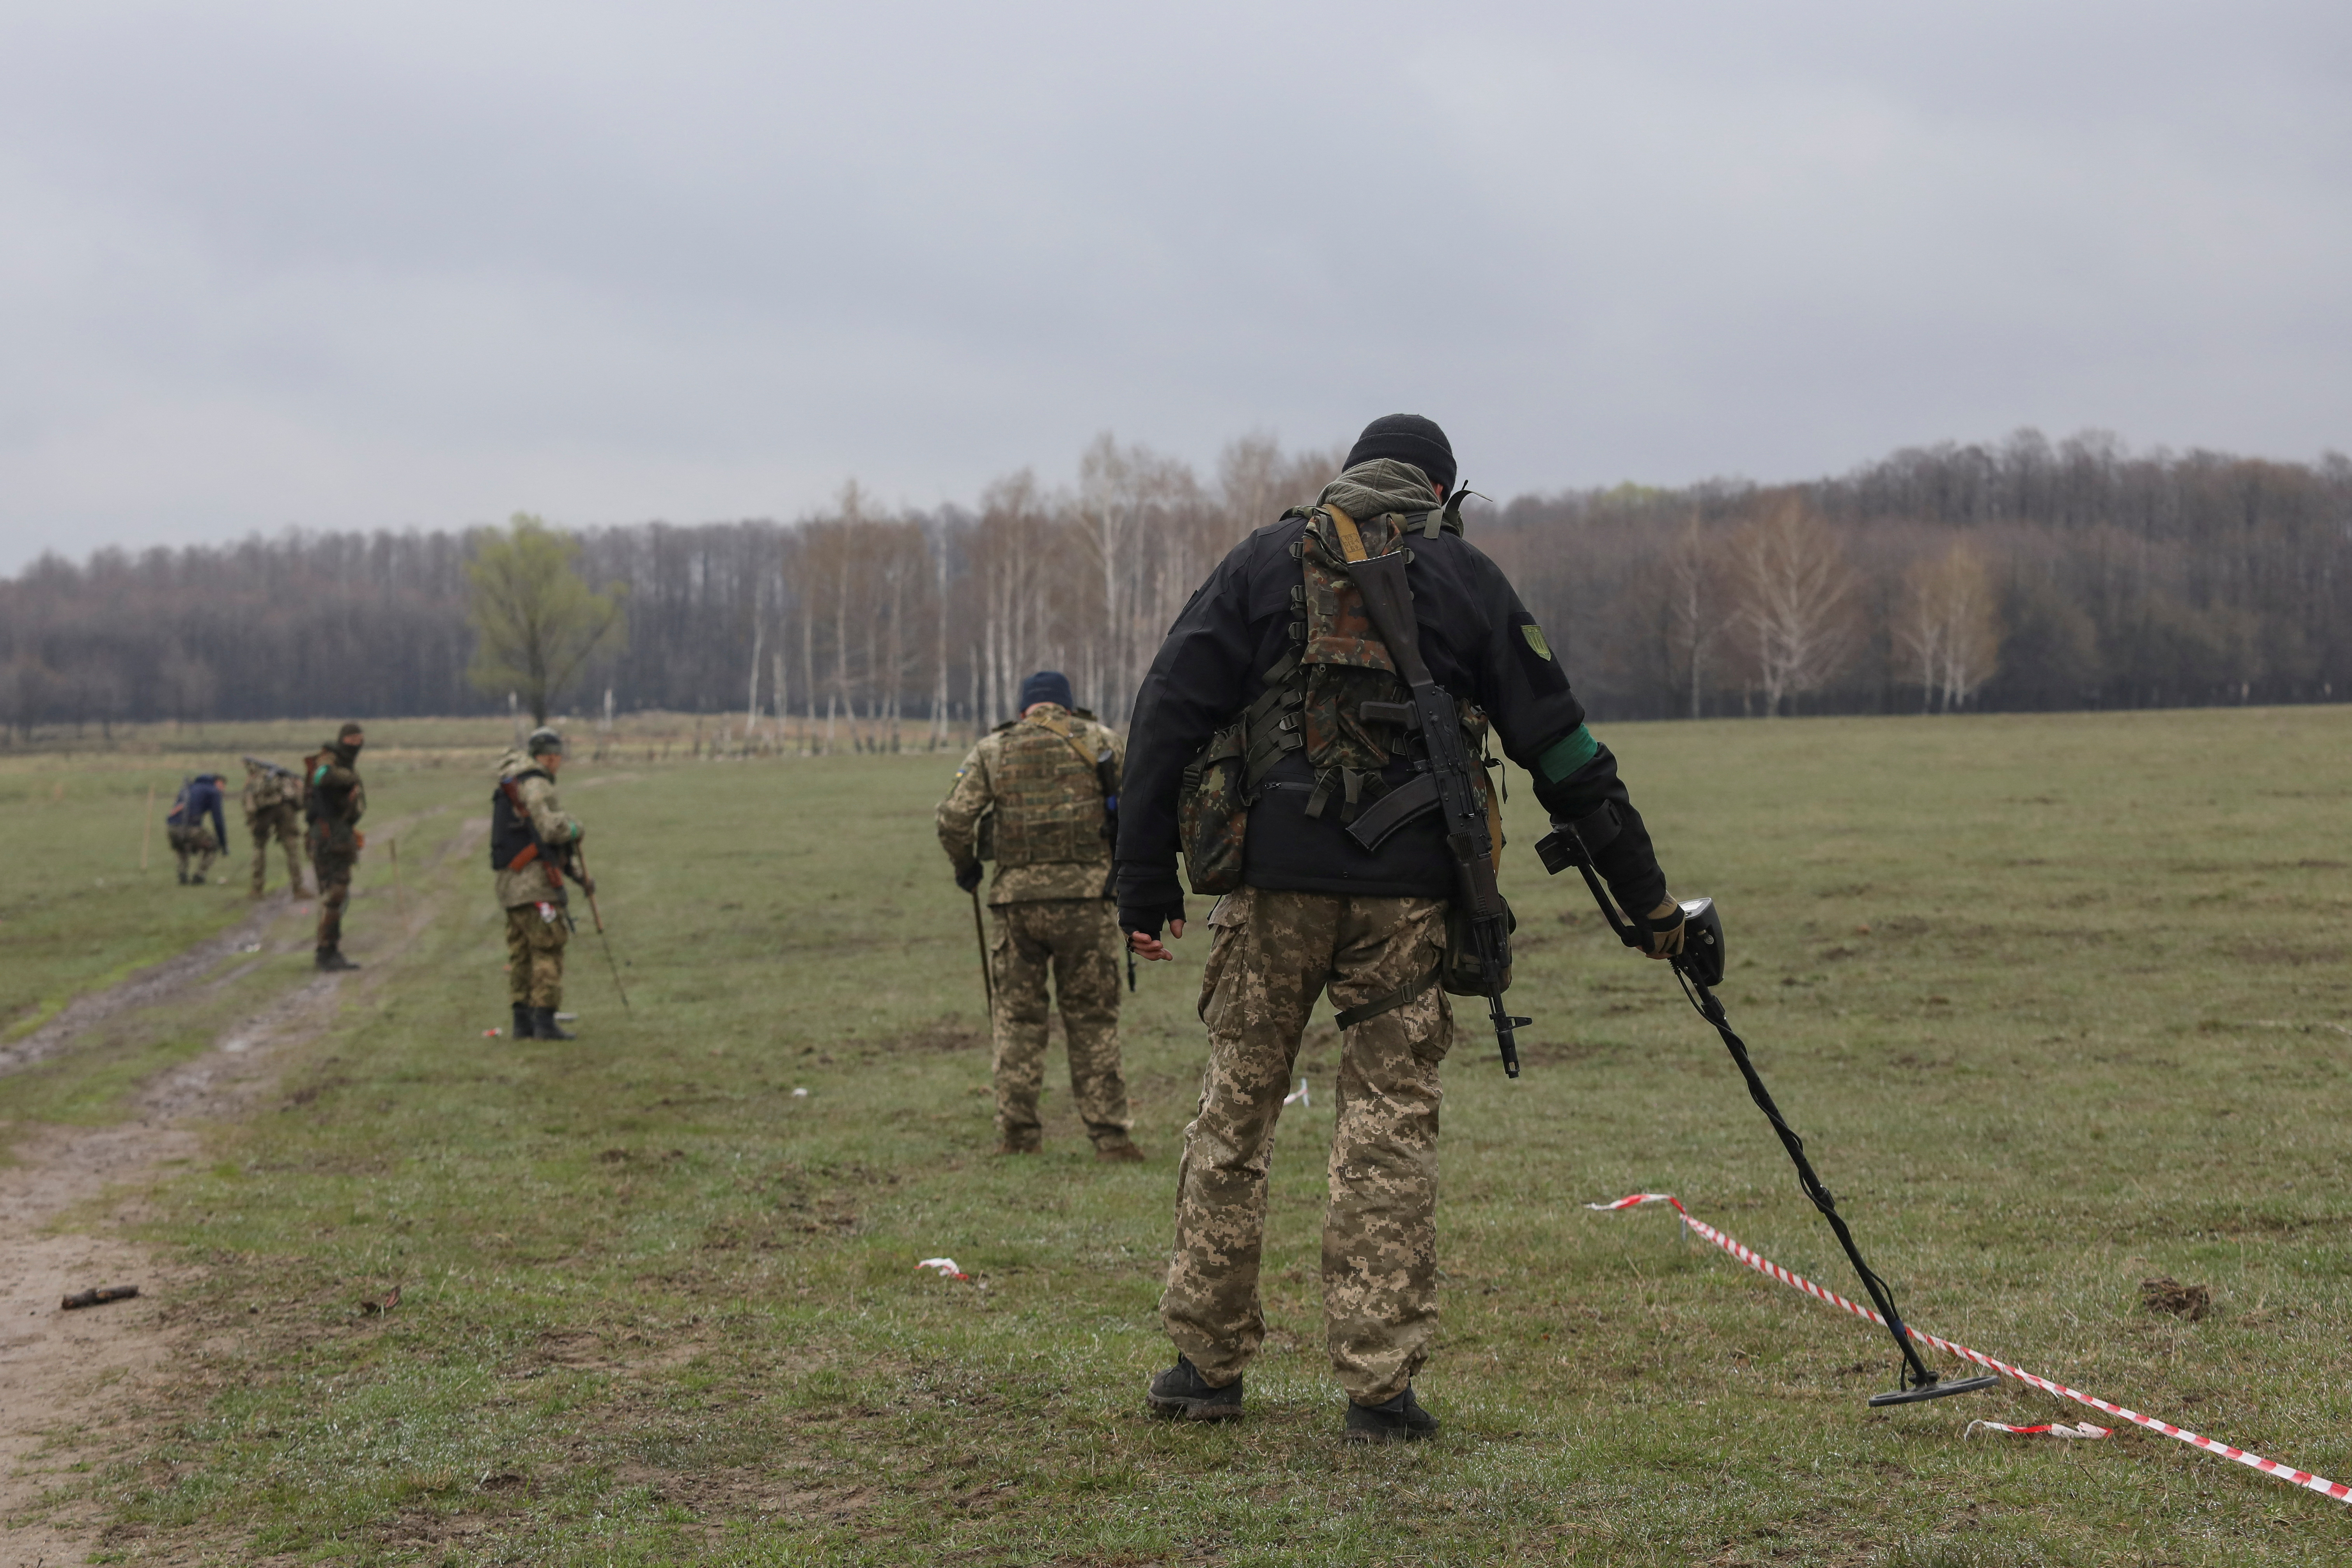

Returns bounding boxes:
[306,746,366,856]
[492,747,584,909]
[937,704,1124,905]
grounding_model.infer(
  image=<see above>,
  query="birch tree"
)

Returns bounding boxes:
[1728,499,1858,717]
[1897,540,2003,711]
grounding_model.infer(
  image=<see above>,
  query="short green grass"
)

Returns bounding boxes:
[10,707,2352,1565]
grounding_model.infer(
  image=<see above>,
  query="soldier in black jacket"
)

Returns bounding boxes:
[1116,415,1687,1442]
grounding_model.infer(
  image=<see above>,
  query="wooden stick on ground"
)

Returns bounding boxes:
[390,836,404,916]
[140,782,155,871]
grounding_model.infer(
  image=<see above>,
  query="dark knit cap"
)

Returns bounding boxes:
[1344,414,1455,493]
[338,721,365,740]
[1019,671,1075,712]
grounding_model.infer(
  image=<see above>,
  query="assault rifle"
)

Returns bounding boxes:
[1341,547,1529,1078]
[241,755,298,779]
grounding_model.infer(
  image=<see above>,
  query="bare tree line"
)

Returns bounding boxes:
[4,427,2349,741]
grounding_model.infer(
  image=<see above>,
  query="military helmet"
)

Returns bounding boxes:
[526,726,565,757]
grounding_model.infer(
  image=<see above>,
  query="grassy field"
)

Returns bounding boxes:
[8,706,2352,1565]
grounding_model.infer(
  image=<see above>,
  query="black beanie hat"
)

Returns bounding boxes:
[1019,671,1075,712]
[1344,414,1455,493]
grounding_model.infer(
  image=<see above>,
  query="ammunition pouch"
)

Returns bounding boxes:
[1177,653,1304,896]
[1178,718,1250,895]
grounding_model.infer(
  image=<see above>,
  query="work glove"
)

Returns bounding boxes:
[1640,897,1686,960]
[1121,903,1186,964]
[581,875,597,897]
[954,861,984,894]
[1118,903,1184,942]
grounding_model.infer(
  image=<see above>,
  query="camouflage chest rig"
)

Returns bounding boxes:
[981,707,1120,890]
[1179,497,1502,894]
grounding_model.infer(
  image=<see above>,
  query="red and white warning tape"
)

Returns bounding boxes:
[1590,1193,2352,1505]
[1969,1420,2111,1439]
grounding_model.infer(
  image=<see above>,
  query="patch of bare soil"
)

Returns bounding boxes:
[2141,1276,2213,1321]
[0,819,486,1565]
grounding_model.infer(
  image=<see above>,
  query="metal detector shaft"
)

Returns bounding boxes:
[1538,823,1986,1400]
[970,887,994,1009]
[1681,976,1936,1390]
[572,846,632,1011]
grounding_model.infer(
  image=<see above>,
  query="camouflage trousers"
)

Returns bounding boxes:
[988,899,1133,1150]
[505,902,569,1009]
[313,849,355,953]
[1161,885,1451,1406]
[247,803,306,896]
[168,823,219,880]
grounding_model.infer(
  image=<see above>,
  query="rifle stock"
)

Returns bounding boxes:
[1345,550,1529,1077]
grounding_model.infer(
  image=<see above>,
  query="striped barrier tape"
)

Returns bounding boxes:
[1970,1420,2111,1439]
[1589,1193,2352,1505]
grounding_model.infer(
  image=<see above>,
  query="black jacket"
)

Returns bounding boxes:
[1116,512,1668,925]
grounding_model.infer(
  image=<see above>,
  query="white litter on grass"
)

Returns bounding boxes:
[237,942,263,954]
[917,1257,969,1280]
[1968,1420,2112,1440]
[791,1086,810,1098]
[222,1036,253,1054]
[1282,1079,1310,1107]
[555,1011,578,1021]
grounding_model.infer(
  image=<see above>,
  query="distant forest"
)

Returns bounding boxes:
[3,429,2347,741]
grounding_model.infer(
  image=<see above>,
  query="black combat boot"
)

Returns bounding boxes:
[510,1004,536,1040]
[315,948,359,972]
[532,1007,575,1040]
[1145,1357,1243,1421]
[177,868,189,885]
[1343,1386,1439,1444]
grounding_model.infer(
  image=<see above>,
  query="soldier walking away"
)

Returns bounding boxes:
[165,774,229,885]
[1118,416,1689,1442]
[241,755,309,898]
[492,727,590,1041]
[305,723,368,971]
[937,671,1144,1163]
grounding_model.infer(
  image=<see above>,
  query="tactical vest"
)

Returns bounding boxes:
[489,768,550,870]
[987,711,1113,868]
[1178,496,1504,894]
[1243,504,1498,827]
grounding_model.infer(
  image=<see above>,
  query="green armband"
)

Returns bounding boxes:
[1537,725,1599,783]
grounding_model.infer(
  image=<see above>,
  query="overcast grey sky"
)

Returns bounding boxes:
[0,0,2345,571]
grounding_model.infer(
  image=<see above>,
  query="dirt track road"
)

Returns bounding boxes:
[0,817,484,1565]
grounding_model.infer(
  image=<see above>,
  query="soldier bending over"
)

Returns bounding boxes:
[166,774,229,885]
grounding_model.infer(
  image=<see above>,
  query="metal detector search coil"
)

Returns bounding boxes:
[1595,1193,2352,1507]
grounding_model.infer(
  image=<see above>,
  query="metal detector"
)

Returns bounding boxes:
[1535,819,1997,1409]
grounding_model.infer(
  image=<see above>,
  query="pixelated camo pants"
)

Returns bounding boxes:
[505,902,569,1009]
[988,899,1133,1149]
[1160,885,1451,1406]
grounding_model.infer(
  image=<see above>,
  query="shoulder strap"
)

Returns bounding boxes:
[1321,502,1370,563]
[1022,711,1105,779]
